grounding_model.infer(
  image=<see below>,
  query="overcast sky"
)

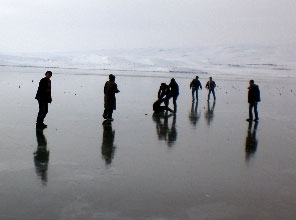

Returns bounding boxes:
[0,0,295,52]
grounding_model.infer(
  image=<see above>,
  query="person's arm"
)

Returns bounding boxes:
[206,82,209,89]
[255,86,260,102]
[190,80,193,89]
[199,81,202,90]
[158,87,161,98]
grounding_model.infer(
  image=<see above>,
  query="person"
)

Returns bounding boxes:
[35,71,52,129]
[153,99,173,113]
[190,76,202,102]
[103,74,120,121]
[158,83,170,100]
[168,78,179,113]
[246,80,260,122]
[205,77,216,101]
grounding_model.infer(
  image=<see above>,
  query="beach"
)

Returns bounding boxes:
[0,65,296,220]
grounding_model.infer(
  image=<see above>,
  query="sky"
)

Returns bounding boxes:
[0,0,296,52]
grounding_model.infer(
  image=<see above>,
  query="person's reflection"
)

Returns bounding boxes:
[101,123,116,166]
[245,121,259,162]
[189,101,200,127]
[34,129,50,186]
[205,101,216,126]
[152,112,177,147]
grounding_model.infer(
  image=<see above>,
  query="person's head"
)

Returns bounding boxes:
[161,83,166,88]
[171,78,175,83]
[45,71,52,78]
[249,80,255,86]
[209,77,212,81]
[109,74,115,82]
[196,76,199,79]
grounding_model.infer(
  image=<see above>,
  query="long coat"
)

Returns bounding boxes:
[104,81,119,110]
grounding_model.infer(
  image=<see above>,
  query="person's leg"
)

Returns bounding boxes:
[213,90,216,100]
[173,96,177,113]
[249,103,254,120]
[37,101,47,125]
[254,102,259,120]
[208,90,211,101]
[192,89,195,102]
[108,109,114,119]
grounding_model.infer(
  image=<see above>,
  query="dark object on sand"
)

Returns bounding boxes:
[168,78,179,113]
[206,77,216,101]
[246,80,260,122]
[35,71,52,129]
[153,99,173,113]
[103,74,120,121]
[190,76,202,102]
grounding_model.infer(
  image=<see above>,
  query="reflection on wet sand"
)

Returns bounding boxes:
[245,121,259,162]
[152,113,177,147]
[189,101,200,127]
[34,129,50,186]
[101,123,116,166]
[205,101,216,126]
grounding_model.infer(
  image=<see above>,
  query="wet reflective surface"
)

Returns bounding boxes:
[0,67,296,219]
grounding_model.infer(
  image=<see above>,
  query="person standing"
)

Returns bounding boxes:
[103,74,120,121]
[35,71,52,129]
[190,76,202,102]
[168,78,179,113]
[205,77,216,101]
[246,80,260,122]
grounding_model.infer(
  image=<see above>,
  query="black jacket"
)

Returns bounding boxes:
[206,81,216,90]
[190,79,202,89]
[169,81,179,96]
[248,85,261,103]
[35,77,52,103]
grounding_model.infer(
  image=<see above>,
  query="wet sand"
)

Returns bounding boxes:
[0,66,296,220]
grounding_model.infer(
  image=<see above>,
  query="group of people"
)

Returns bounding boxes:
[153,76,218,114]
[35,71,261,129]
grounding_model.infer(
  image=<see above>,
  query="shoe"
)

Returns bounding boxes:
[102,114,107,119]
[107,118,114,121]
[246,119,252,122]
[42,123,47,128]
[254,118,259,122]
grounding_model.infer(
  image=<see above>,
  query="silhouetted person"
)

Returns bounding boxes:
[103,74,120,121]
[168,78,179,113]
[153,99,173,113]
[205,100,216,125]
[189,102,200,127]
[246,80,261,122]
[101,123,116,166]
[34,129,50,185]
[245,121,259,161]
[190,76,202,102]
[205,77,216,101]
[35,71,52,129]
[158,83,170,100]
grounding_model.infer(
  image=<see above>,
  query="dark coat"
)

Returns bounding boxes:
[104,81,119,110]
[206,81,216,90]
[169,81,179,97]
[158,85,170,100]
[190,79,202,89]
[35,77,52,103]
[248,85,261,103]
